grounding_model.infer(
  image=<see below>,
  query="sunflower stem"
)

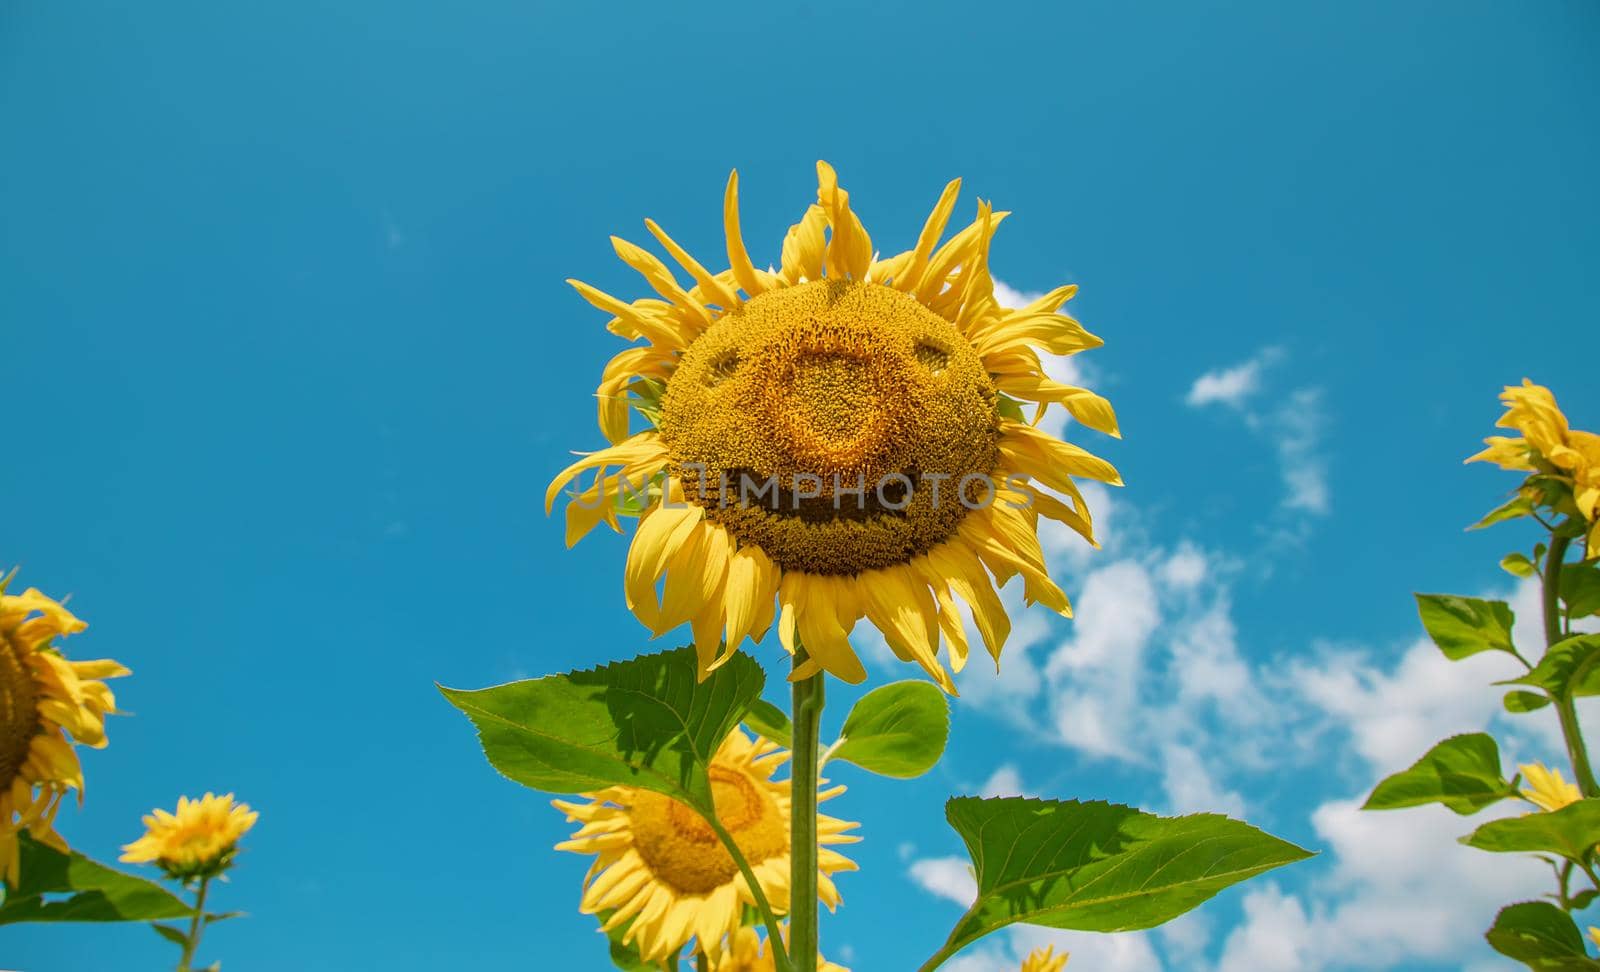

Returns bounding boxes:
[790,653,825,972]
[176,875,210,972]
[1543,532,1600,798]
[704,815,790,972]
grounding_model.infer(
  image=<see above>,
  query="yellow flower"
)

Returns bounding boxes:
[1021,945,1070,972]
[553,728,859,963]
[1590,925,1600,951]
[121,792,259,880]
[547,163,1120,688]
[1468,380,1600,559]
[712,925,849,972]
[0,577,128,886]
[1520,762,1581,813]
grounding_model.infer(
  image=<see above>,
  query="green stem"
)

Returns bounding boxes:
[789,653,825,972]
[916,935,968,972]
[695,947,709,971]
[177,876,210,972]
[704,815,791,972]
[1543,533,1600,797]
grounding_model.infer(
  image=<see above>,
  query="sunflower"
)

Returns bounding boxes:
[1520,762,1581,814]
[1020,945,1069,972]
[0,578,128,886]
[1468,380,1600,559]
[121,792,259,881]
[546,163,1120,688]
[553,728,859,963]
[712,925,849,972]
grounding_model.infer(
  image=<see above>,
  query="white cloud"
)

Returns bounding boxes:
[1273,388,1330,515]
[1186,356,1270,408]
[979,763,1035,798]
[907,856,977,908]
[1217,800,1549,972]
[1161,743,1247,817]
[1044,560,1163,761]
[937,927,1164,972]
[991,278,1043,310]
[1185,349,1330,519]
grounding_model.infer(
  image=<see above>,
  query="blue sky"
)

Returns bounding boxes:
[3,1,1598,969]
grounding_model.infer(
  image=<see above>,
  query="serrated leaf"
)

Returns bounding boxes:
[743,698,793,749]
[1485,900,1600,970]
[1471,495,1537,530]
[1361,733,1518,814]
[1506,691,1553,713]
[1463,799,1600,863]
[831,681,949,778]
[1503,553,1538,578]
[440,645,765,813]
[1416,593,1517,660]
[0,834,192,925]
[1561,564,1600,619]
[934,798,1312,956]
[1502,635,1600,699]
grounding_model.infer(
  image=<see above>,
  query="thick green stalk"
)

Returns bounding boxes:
[790,654,825,972]
[177,876,210,972]
[1543,532,1600,797]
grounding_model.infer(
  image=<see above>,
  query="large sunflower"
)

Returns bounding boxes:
[552,728,859,963]
[0,579,128,885]
[547,163,1120,688]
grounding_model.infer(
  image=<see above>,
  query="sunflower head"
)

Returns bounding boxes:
[552,728,859,963]
[548,163,1121,688]
[121,792,259,882]
[0,577,128,886]
[1020,945,1070,972]
[1468,379,1600,558]
[1519,761,1581,814]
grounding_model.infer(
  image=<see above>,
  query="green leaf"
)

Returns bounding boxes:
[1561,564,1600,619]
[151,922,188,947]
[1463,798,1600,863]
[1505,690,1554,713]
[1471,495,1536,530]
[1484,900,1600,970]
[830,680,950,779]
[1503,553,1538,578]
[596,910,658,971]
[628,377,667,429]
[934,798,1312,955]
[1502,635,1600,699]
[742,698,793,749]
[439,645,765,814]
[0,834,192,925]
[1361,733,1518,814]
[1415,593,1517,660]
[996,394,1028,424]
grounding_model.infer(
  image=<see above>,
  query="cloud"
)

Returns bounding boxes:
[978,764,1035,798]
[1185,349,1330,519]
[1186,354,1273,408]
[1216,800,1549,972]
[937,926,1165,972]
[907,856,977,908]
